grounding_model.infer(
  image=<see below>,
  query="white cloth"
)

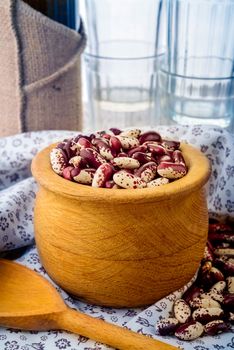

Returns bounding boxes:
[0,126,234,350]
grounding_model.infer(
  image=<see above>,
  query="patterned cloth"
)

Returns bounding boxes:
[0,126,234,350]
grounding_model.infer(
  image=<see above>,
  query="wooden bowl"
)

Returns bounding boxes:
[31,143,211,308]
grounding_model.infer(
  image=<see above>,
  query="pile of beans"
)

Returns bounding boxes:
[50,128,187,189]
[156,221,234,341]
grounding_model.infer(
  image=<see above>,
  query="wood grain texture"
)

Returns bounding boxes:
[0,259,178,350]
[31,143,211,307]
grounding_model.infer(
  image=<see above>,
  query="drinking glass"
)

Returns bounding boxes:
[82,0,166,130]
[160,0,234,130]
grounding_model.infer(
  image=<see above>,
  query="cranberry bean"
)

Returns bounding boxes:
[147,177,169,188]
[92,163,114,188]
[174,299,191,323]
[69,156,83,168]
[120,129,141,138]
[99,147,115,161]
[202,267,225,288]
[113,170,146,189]
[182,285,204,305]
[50,148,68,175]
[157,162,187,179]
[210,281,226,294]
[62,166,74,181]
[139,131,162,144]
[214,257,234,276]
[156,318,179,336]
[134,162,157,183]
[117,136,139,150]
[80,148,106,169]
[147,144,167,156]
[172,150,186,164]
[175,321,204,340]
[192,307,224,324]
[204,320,229,335]
[131,152,152,165]
[161,140,180,151]
[112,157,140,169]
[200,291,224,303]
[109,127,122,135]
[202,241,214,262]
[63,138,77,158]
[73,168,96,185]
[77,137,93,149]
[109,136,122,154]
[127,145,147,157]
[189,297,221,309]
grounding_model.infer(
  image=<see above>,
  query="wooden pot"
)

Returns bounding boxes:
[31,143,211,308]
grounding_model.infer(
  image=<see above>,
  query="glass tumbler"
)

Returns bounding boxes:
[83,0,166,130]
[160,0,234,130]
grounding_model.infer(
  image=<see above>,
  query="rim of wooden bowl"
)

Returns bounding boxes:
[31,143,211,204]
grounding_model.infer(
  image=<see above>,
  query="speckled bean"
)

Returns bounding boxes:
[134,162,157,183]
[192,307,224,324]
[117,136,139,150]
[157,162,187,179]
[175,321,204,340]
[50,148,68,175]
[156,318,179,335]
[147,177,169,187]
[113,170,146,189]
[139,131,162,144]
[227,277,234,293]
[112,157,140,169]
[92,163,114,188]
[73,168,96,185]
[174,299,191,323]
[204,320,229,335]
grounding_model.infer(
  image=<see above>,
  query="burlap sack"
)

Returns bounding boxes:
[0,0,86,137]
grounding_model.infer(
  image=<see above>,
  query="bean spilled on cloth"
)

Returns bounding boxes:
[156,221,234,341]
[50,128,187,189]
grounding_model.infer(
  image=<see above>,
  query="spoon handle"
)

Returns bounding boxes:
[54,308,178,350]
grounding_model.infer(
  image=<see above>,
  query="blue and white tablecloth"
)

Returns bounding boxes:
[0,125,234,350]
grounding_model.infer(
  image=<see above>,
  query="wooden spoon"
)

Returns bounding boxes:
[0,259,178,350]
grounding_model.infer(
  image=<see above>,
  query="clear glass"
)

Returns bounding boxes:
[159,58,234,128]
[84,46,163,130]
[84,0,166,57]
[82,0,166,130]
[162,0,234,130]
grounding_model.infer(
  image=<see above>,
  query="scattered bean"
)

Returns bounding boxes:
[174,299,191,323]
[175,321,204,340]
[156,220,234,341]
[156,318,179,336]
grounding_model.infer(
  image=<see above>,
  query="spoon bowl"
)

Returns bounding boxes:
[0,258,177,350]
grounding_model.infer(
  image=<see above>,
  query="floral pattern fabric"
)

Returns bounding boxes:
[0,126,233,350]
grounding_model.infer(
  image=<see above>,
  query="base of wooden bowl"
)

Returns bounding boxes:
[32,143,211,307]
